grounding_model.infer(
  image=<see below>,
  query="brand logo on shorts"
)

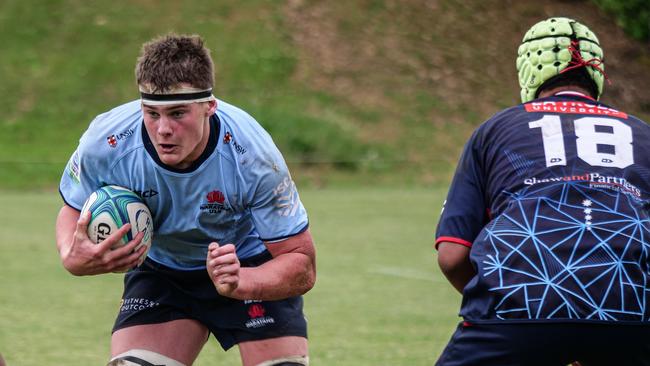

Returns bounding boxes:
[245,303,275,329]
[248,304,266,318]
[119,297,160,313]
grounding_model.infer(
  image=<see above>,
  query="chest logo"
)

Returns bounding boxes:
[200,190,231,214]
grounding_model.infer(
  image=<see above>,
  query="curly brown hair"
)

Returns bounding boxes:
[135,34,214,93]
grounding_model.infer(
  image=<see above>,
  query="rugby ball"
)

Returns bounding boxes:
[80,185,153,264]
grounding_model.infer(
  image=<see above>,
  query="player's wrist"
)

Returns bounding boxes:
[230,268,263,300]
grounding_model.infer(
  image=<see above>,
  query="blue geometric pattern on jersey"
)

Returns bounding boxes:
[504,149,535,178]
[479,180,650,321]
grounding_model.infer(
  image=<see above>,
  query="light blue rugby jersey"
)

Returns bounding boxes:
[60,99,309,270]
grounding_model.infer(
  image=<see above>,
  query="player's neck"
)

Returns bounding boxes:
[537,86,594,99]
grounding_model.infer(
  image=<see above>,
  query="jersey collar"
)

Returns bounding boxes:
[553,91,596,101]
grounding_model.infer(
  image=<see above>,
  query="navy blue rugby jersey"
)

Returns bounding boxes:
[435,92,650,323]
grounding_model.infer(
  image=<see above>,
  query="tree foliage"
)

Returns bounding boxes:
[592,0,650,41]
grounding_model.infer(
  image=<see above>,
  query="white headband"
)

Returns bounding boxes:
[139,86,216,106]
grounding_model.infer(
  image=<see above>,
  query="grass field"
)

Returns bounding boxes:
[0,187,460,365]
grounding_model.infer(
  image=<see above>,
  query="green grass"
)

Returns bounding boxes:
[0,0,388,190]
[0,187,460,365]
[3,1,649,190]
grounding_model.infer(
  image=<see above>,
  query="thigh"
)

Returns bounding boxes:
[112,319,209,365]
[238,336,308,366]
[575,324,650,366]
[436,322,575,366]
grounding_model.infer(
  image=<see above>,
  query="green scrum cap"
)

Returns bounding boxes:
[516,17,605,103]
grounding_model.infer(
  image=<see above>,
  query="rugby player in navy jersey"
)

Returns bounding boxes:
[435,17,650,365]
[55,34,315,366]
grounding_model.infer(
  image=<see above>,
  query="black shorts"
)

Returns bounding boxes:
[436,321,650,366]
[113,252,307,350]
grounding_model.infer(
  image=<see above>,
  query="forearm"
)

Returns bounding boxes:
[237,252,316,300]
[56,206,80,258]
[441,262,475,294]
[437,241,475,294]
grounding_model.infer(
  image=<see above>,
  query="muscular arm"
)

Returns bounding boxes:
[437,241,475,294]
[207,229,316,301]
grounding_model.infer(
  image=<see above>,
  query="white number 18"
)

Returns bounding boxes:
[528,115,634,169]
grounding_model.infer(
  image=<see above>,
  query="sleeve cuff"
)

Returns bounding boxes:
[434,236,473,250]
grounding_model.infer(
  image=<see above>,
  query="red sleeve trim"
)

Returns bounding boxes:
[435,236,473,250]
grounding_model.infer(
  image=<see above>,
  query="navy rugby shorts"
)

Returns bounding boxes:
[436,321,650,366]
[112,251,307,350]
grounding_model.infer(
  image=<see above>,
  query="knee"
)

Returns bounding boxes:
[255,355,309,366]
[107,349,186,366]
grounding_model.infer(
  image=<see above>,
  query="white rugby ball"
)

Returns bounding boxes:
[80,185,153,264]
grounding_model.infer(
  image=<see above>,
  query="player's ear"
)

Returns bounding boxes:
[206,100,217,116]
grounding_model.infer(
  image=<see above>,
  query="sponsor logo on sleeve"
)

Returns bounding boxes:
[67,150,81,183]
[273,176,300,217]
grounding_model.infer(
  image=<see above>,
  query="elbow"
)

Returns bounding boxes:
[437,243,471,278]
[62,262,85,277]
[300,264,316,294]
[438,253,459,278]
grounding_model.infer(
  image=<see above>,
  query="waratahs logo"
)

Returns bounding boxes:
[206,190,225,204]
[245,303,275,329]
[200,190,230,214]
[248,304,266,318]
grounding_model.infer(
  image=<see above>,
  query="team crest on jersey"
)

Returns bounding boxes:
[107,135,117,147]
[222,131,247,155]
[106,128,135,148]
[200,190,231,214]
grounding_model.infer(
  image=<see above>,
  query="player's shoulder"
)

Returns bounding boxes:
[216,99,280,158]
[78,100,144,157]
[467,104,525,143]
[484,103,528,126]
[215,99,289,188]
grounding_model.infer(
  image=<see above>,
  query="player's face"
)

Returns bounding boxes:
[142,100,217,169]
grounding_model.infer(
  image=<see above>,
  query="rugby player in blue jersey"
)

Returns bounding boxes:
[435,17,650,365]
[55,34,315,366]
